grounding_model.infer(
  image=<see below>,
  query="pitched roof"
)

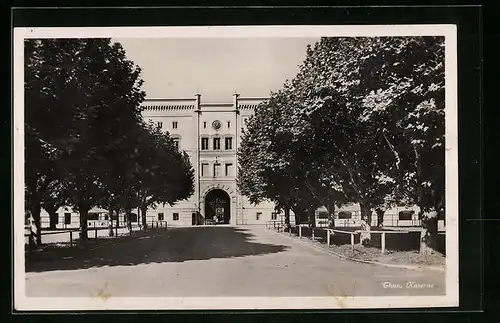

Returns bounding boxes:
[89,207,108,213]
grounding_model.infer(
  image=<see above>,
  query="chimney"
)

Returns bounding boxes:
[195,93,201,111]
[233,93,240,110]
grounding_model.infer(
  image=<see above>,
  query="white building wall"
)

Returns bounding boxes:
[36,206,127,230]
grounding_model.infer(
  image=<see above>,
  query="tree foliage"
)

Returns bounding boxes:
[24,38,194,243]
[237,36,445,251]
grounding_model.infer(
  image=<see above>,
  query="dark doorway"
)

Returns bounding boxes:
[205,189,231,224]
[192,213,196,225]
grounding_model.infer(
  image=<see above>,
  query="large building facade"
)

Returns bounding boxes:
[141,94,277,226]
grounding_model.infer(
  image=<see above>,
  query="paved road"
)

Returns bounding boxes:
[25,226,445,297]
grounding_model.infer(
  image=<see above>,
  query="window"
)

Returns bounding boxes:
[213,137,221,150]
[271,212,277,220]
[225,163,233,176]
[227,121,231,128]
[201,137,209,150]
[104,214,109,221]
[225,137,233,150]
[173,213,179,221]
[201,163,209,177]
[203,121,207,129]
[213,163,221,177]
[256,212,262,220]
[317,212,329,219]
[172,121,178,129]
[338,211,352,219]
[173,138,180,149]
[87,213,99,221]
[64,213,71,224]
[157,121,163,129]
[399,210,415,220]
[158,213,164,221]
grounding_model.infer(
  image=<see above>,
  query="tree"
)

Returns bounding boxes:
[134,122,195,228]
[355,36,445,253]
[59,39,147,241]
[238,88,318,227]
[285,37,444,247]
[25,39,146,242]
[24,39,85,244]
[239,36,445,252]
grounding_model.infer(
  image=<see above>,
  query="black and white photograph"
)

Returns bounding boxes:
[13,25,458,310]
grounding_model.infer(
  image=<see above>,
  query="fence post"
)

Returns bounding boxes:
[95,228,98,244]
[299,225,302,238]
[327,230,331,247]
[381,232,386,254]
[350,233,354,250]
[312,228,315,240]
[70,231,73,247]
[156,222,158,229]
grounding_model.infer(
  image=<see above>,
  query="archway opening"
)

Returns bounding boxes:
[205,189,231,224]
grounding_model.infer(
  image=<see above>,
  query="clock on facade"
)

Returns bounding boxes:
[212,120,222,130]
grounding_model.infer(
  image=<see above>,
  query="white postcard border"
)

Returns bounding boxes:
[13,25,459,311]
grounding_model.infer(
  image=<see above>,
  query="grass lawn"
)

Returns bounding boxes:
[330,244,445,268]
[281,228,445,268]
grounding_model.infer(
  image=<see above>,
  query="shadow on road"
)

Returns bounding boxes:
[25,226,289,273]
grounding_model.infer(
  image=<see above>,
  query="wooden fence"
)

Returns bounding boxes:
[25,220,168,251]
[266,222,434,255]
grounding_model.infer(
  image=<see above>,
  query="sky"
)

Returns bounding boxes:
[113,38,318,102]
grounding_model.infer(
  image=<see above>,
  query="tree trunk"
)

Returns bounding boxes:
[420,209,438,254]
[43,199,60,230]
[79,206,89,241]
[292,208,301,226]
[283,208,291,231]
[326,203,336,229]
[141,206,148,229]
[125,207,132,231]
[108,208,114,237]
[30,201,42,245]
[116,209,120,228]
[48,210,58,230]
[308,207,316,228]
[359,203,372,246]
[284,208,290,225]
[376,208,385,228]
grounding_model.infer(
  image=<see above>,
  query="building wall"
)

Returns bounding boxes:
[36,207,127,230]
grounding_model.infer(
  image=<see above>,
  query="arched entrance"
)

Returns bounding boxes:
[204,189,231,224]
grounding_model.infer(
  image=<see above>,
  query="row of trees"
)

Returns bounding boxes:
[25,38,194,245]
[237,36,445,253]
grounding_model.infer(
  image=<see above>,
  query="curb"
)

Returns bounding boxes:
[266,228,445,273]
